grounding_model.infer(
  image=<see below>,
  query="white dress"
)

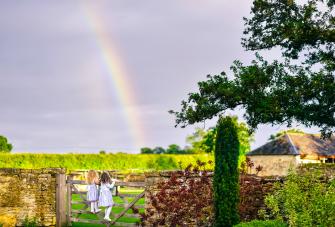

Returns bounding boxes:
[86,183,99,202]
[98,181,115,207]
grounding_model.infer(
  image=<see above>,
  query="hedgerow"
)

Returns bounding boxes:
[0,153,213,172]
[233,220,287,227]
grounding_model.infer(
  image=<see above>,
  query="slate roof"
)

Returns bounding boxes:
[247,133,335,157]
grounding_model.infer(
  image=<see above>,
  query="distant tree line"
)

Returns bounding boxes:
[141,116,253,155]
[140,144,193,154]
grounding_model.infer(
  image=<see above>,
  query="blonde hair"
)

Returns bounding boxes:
[86,170,98,184]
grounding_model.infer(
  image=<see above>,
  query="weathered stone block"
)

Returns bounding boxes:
[0,214,17,227]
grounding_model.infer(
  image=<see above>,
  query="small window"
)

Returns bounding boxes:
[325,158,335,163]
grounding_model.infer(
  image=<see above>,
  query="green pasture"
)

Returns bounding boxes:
[0,153,213,172]
[72,188,145,227]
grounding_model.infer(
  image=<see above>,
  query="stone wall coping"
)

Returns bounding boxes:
[240,174,285,183]
[145,171,284,183]
[69,169,118,172]
[0,168,66,175]
[145,170,214,178]
[145,170,283,176]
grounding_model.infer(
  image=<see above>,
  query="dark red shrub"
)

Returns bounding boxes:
[142,159,270,225]
[142,160,213,226]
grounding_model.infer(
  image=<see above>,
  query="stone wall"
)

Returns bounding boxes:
[0,168,65,227]
[298,163,335,179]
[247,155,299,176]
[239,175,282,221]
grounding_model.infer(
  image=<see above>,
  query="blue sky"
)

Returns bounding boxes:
[0,0,318,153]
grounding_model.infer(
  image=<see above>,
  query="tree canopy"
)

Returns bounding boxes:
[268,128,305,140]
[140,145,192,154]
[186,117,253,156]
[0,135,13,153]
[170,0,335,138]
[186,127,217,154]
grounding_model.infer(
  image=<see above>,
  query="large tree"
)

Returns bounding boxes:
[0,135,13,153]
[170,0,335,138]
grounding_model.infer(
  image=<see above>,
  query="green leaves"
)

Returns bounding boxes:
[234,220,287,227]
[0,135,12,153]
[174,53,335,133]
[243,0,335,62]
[263,169,335,226]
[172,53,335,138]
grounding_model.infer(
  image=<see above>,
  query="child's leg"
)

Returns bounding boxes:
[90,202,95,212]
[94,201,100,212]
[104,206,112,219]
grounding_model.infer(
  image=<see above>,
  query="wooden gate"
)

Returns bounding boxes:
[66,176,145,227]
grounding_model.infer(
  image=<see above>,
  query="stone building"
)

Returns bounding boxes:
[247,133,335,176]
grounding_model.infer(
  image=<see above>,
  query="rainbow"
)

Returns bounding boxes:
[81,3,145,150]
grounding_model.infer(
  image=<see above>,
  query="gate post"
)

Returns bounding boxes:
[67,175,73,226]
[56,173,67,227]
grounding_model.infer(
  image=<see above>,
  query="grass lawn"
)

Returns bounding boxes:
[71,188,145,227]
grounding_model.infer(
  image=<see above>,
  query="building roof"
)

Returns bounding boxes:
[247,133,335,157]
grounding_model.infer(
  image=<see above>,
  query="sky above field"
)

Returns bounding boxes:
[0,0,318,153]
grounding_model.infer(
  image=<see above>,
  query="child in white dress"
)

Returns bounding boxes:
[86,170,101,214]
[98,171,116,221]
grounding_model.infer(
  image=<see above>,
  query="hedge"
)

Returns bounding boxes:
[234,220,287,227]
[0,153,213,172]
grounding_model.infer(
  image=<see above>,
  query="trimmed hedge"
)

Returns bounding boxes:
[0,153,213,172]
[234,220,287,227]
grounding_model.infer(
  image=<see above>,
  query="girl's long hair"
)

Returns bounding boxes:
[100,172,112,184]
[86,170,98,184]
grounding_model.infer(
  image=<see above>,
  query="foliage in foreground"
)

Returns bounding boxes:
[0,135,12,153]
[234,220,287,227]
[143,160,213,226]
[0,153,213,171]
[262,169,335,227]
[23,216,37,227]
[214,116,240,227]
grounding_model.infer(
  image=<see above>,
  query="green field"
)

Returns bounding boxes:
[0,153,213,172]
[72,188,144,227]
